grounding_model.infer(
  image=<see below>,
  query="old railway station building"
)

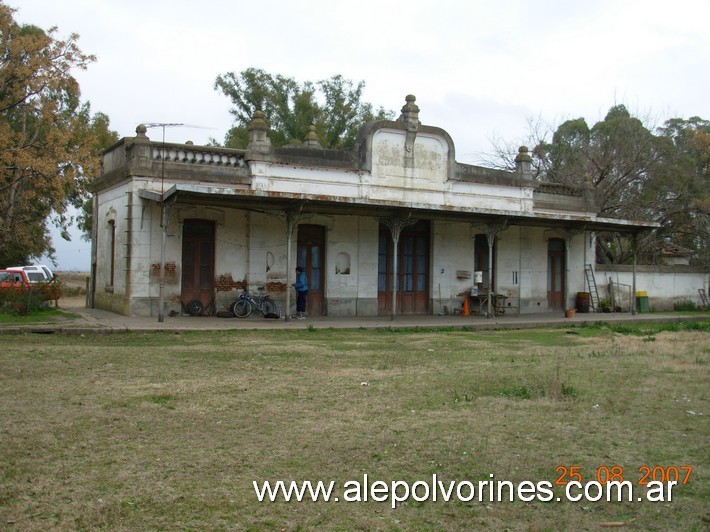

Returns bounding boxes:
[91,95,653,319]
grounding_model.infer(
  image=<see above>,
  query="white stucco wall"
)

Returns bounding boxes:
[596,266,709,311]
[217,209,249,286]
[327,215,359,294]
[430,221,475,314]
[93,182,129,306]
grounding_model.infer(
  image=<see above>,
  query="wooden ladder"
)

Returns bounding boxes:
[585,264,600,312]
[699,288,709,309]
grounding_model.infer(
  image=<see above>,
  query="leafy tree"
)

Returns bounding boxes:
[655,117,710,267]
[214,68,393,149]
[75,111,120,238]
[491,106,709,265]
[538,106,662,221]
[0,2,117,266]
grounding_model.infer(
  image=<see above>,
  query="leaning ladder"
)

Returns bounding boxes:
[699,288,709,309]
[585,264,600,312]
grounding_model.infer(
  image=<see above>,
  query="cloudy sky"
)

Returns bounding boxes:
[14,0,710,271]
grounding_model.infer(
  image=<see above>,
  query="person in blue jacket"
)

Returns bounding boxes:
[294,266,308,319]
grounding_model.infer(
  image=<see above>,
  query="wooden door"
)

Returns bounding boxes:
[297,225,325,316]
[378,221,430,315]
[181,220,215,315]
[547,238,565,311]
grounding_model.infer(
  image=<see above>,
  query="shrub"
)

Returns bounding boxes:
[0,287,49,315]
[674,299,698,311]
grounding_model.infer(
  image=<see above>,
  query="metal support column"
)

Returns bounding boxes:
[631,233,638,316]
[145,122,183,323]
[266,205,309,322]
[158,201,167,323]
[157,196,174,323]
[487,232,495,318]
[475,222,508,318]
[284,211,297,323]
[564,233,572,314]
[381,216,417,321]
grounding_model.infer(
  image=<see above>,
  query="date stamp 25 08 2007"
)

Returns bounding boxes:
[555,465,694,487]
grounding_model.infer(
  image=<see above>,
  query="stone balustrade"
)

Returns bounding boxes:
[151,144,247,168]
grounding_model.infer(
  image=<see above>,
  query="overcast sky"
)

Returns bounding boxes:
[14,0,710,271]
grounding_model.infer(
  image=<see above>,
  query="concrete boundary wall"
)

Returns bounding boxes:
[595,264,709,310]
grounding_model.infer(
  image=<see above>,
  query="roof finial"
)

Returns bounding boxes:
[247,110,272,154]
[303,124,322,148]
[398,95,420,165]
[514,146,532,180]
[398,94,420,129]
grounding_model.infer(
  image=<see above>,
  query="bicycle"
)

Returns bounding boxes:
[230,286,279,318]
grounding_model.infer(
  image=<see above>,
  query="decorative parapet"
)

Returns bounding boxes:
[535,182,584,197]
[533,181,596,212]
[455,163,521,184]
[98,114,594,217]
[272,145,356,168]
[99,124,249,187]
[151,144,247,168]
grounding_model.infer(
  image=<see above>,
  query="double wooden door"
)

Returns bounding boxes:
[378,221,430,314]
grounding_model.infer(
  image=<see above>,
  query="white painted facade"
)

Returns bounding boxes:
[91,96,655,318]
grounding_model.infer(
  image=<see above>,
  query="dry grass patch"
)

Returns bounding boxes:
[0,324,707,530]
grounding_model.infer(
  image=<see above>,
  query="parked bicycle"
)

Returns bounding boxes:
[230,286,279,318]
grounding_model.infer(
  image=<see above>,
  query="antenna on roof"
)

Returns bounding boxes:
[143,122,216,142]
[141,122,218,324]
[142,123,187,324]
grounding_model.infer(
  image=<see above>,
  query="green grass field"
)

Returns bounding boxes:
[1,322,708,530]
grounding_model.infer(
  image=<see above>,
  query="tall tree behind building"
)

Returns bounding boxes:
[487,106,709,265]
[214,68,394,149]
[0,2,117,266]
[655,117,710,267]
